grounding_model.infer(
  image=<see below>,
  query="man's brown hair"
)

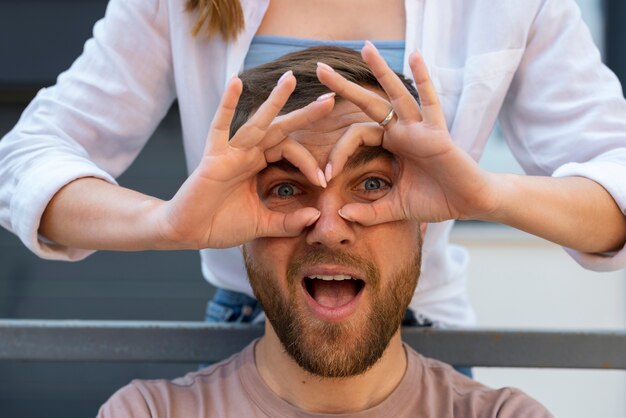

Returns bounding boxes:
[231,46,419,138]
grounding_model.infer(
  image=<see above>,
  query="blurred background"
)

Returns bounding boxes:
[0,0,625,417]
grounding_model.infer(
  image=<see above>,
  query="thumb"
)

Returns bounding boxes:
[338,198,405,226]
[258,207,321,238]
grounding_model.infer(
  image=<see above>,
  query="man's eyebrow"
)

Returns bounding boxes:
[260,146,395,176]
[344,146,395,171]
[261,159,301,175]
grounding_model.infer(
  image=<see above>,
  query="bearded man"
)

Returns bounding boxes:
[98,46,551,417]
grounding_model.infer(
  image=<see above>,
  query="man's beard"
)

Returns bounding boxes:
[243,244,421,378]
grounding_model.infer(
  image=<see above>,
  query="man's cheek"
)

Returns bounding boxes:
[245,238,293,270]
[368,224,421,266]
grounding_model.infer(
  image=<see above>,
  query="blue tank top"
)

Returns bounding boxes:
[243,35,405,73]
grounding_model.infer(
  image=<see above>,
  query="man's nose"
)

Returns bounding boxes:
[305,192,356,249]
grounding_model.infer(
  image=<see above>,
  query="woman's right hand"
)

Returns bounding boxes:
[153,72,335,249]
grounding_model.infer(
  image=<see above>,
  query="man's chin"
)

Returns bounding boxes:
[273,307,395,378]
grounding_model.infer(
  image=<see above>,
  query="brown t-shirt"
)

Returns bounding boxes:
[97,341,552,418]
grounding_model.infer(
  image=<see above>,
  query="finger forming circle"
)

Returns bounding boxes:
[264,138,324,187]
[258,96,335,150]
[326,122,384,179]
[229,73,296,149]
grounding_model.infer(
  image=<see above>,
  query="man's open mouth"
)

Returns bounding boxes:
[303,275,366,308]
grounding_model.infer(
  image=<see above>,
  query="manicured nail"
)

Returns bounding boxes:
[278,70,293,85]
[324,163,333,183]
[365,41,378,52]
[317,168,327,188]
[364,40,379,52]
[317,62,335,73]
[316,92,336,102]
[338,208,354,222]
[306,211,321,226]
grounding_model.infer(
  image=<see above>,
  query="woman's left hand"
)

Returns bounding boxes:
[316,41,501,225]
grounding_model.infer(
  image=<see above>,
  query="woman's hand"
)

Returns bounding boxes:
[155,72,335,249]
[316,42,501,225]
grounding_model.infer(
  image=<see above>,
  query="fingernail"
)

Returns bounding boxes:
[316,92,336,102]
[324,163,333,183]
[278,70,293,85]
[338,208,354,222]
[306,211,321,227]
[317,62,335,73]
[364,40,378,52]
[317,168,327,188]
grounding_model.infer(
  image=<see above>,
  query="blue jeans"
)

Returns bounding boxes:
[205,288,472,378]
[205,288,264,323]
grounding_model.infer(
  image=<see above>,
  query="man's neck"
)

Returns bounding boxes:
[255,324,407,414]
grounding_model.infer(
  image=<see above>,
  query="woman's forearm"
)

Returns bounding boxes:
[39,177,176,251]
[484,174,626,254]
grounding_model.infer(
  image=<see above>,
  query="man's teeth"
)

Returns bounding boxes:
[308,274,353,281]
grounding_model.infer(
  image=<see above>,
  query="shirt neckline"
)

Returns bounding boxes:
[238,339,422,417]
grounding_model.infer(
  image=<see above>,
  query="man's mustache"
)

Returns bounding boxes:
[286,247,379,287]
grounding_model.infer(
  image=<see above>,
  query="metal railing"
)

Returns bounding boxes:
[1,319,625,369]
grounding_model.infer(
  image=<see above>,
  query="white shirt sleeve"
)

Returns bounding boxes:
[499,0,626,271]
[0,0,176,260]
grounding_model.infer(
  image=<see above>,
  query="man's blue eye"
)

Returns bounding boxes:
[363,178,384,191]
[274,183,297,197]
